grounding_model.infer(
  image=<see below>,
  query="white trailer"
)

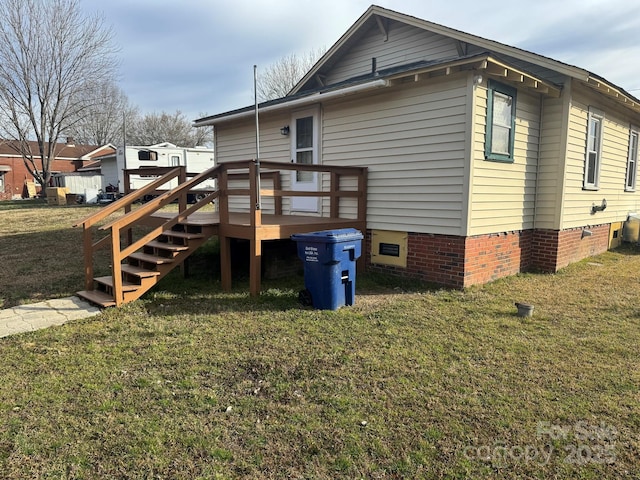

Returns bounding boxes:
[115,142,215,197]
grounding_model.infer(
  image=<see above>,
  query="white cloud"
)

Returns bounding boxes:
[81,0,640,119]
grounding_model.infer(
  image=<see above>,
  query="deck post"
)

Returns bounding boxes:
[248,162,262,296]
[110,227,123,306]
[273,172,282,215]
[218,168,232,291]
[124,170,133,246]
[218,168,229,225]
[178,166,187,213]
[330,171,339,218]
[220,235,232,291]
[357,167,368,275]
[249,236,262,296]
[249,162,262,228]
[83,224,94,291]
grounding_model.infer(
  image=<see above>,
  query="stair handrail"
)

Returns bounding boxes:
[72,167,185,229]
[100,164,222,306]
[99,164,222,233]
[73,167,187,292]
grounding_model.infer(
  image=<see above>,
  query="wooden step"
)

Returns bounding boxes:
[146,240,189,252]
[94,276,140,292]
[128,252,175,265]
[76,290,116,308]
[162,230,204,240]
[121,264,162,278]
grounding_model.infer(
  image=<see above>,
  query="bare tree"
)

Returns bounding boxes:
[65,81,138,146]
[0,0,118,192]
[256,48,326,102]
[127,110,212,147]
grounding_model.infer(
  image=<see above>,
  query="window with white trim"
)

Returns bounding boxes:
[625,127,638,191]
[485,80,517,162]
[583,108,603,189]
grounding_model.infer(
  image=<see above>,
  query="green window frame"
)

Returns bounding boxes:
[485,80,517,163]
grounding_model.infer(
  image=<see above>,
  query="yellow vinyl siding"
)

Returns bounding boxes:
[326,21,459,86]
[322,76,468,234]
[535,93,568,229]
[561,84,640,227]
[468,84,541,235]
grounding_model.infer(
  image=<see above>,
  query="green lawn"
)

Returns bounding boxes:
[0,202,638,478]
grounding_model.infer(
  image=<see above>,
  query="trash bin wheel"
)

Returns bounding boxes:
[298,289,313,307]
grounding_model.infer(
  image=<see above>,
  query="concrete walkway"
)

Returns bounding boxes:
[0,296,102,339]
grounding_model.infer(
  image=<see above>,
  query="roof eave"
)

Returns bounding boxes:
[194,78,390,127]
[584,75,640,114]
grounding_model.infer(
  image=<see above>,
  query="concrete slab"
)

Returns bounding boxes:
[0,296,102,339]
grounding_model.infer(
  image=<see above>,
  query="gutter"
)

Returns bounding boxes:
[195,78,389,127]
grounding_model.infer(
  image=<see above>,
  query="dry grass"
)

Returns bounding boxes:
[0,200,106,308]
[0,202,639,479]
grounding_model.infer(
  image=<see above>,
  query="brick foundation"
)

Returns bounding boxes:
[366,231,466,288]
[532,225,610,272]
[463,230,533,286]
[366,224,612,288]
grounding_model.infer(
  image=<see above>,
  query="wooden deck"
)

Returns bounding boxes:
[151,211,360,237]
[75,160,367,306]
[150,210,365,295]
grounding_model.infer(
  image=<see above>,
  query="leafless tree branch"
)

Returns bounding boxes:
[256,47,326,102]
[0,0,118,191]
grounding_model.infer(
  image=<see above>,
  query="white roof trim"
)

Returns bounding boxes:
[195,79,389,127]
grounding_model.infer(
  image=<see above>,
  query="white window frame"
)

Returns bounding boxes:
[583,108,604,190]
[625,126,638,192]
[290,106,320,212]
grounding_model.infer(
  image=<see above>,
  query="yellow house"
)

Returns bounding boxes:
[195,5,640,288]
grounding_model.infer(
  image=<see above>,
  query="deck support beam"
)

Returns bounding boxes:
[220,235,232,291]
[250,238,262,297]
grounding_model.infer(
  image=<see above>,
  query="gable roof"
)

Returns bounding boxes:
[0,140,115,161]
[292,5,589,96]
[293,5,639,111]
[195,51,565,127]
[195,4,640,127]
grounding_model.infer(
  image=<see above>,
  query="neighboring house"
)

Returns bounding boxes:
[98,142,216,194]
[194,5,640,288]
[0,138,115,200]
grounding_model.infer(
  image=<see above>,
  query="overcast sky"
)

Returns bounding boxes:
[80,0,640,122]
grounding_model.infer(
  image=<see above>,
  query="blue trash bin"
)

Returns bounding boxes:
[291,228,364,310]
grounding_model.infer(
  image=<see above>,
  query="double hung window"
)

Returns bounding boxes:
[583,108,603,190]
[485,80,517,162]
[626,128,638,191]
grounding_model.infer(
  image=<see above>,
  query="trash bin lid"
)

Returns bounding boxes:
[291,228,363,244]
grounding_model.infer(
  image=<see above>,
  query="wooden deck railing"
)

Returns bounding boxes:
[74,160,367,304]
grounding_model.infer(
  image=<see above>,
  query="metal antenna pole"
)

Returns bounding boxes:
[254,65,262,210]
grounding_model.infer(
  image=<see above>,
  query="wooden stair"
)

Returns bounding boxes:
[77,223,213,308]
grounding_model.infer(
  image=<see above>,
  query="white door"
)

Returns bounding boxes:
[291,108,319,212]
